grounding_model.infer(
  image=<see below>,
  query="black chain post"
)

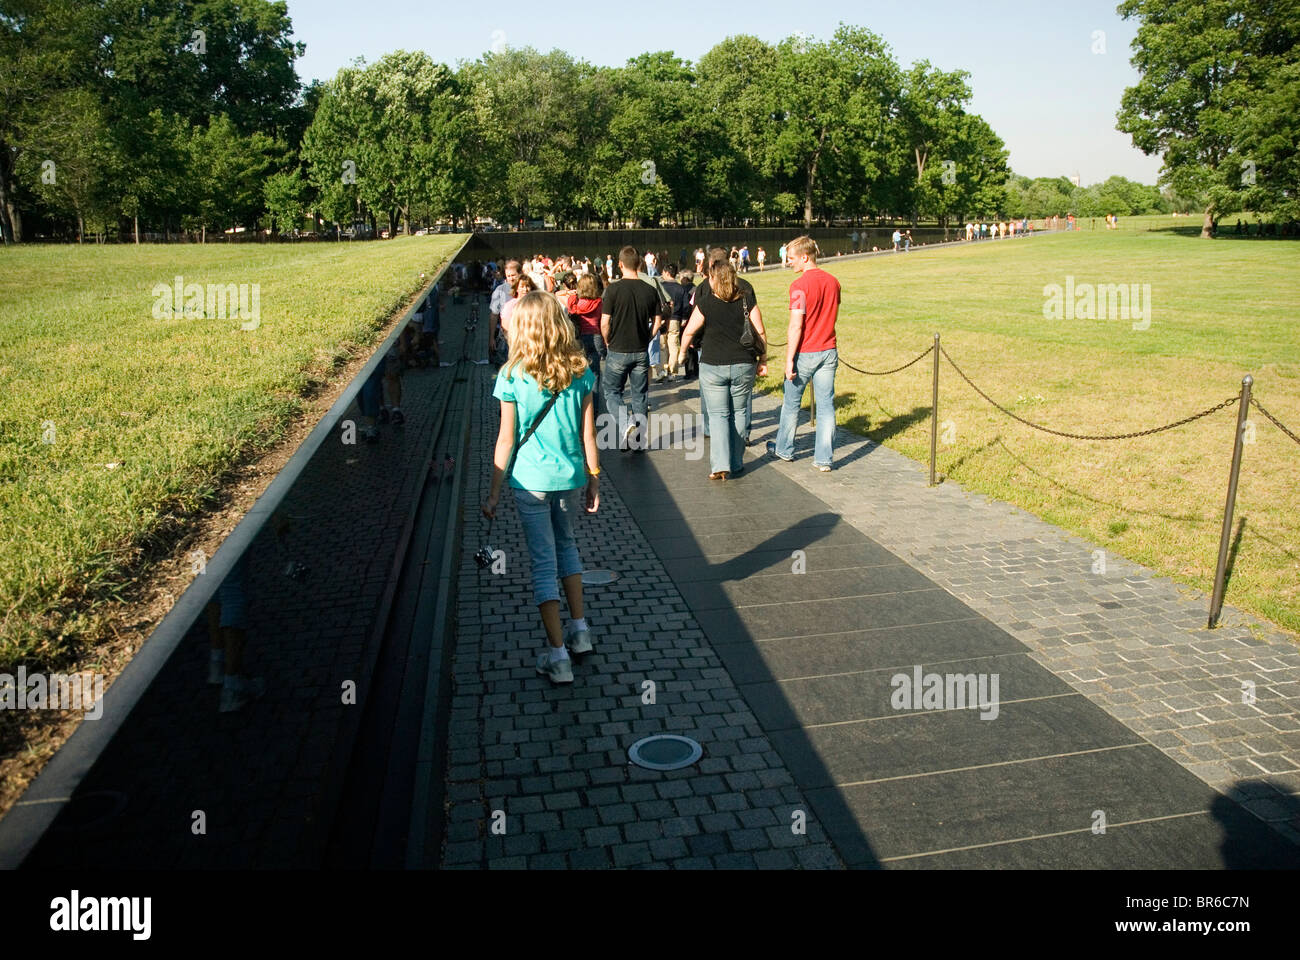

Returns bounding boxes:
[1208,375,1254,629]
[929,333,940,486]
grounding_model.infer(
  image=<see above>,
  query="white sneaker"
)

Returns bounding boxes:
[535,648,574,684]
[219,675,266,712]
[564,622,593,655]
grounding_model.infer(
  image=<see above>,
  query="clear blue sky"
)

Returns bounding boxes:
[284,0,1163,186]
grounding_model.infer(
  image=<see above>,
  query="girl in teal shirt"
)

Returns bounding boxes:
[484,291,601,684]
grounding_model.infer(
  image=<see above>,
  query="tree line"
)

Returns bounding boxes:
[3,0,1291,243]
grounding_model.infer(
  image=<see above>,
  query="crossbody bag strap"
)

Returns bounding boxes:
[503,389,560,482]
[486,389,560,541]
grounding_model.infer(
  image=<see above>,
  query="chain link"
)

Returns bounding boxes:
[840,344,935,376]
[767,340,934,375]
[1251,397,1300,447]
[939,346,1238,440]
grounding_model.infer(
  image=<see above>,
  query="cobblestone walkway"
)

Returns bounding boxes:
[441,370,841,869]
[442,367,1300,868]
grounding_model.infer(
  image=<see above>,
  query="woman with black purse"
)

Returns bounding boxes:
[676,260,767,480]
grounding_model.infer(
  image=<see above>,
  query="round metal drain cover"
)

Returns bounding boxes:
[581,569,620,586]
[628,735,703,771]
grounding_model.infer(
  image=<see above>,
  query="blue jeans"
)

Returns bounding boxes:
[700,368,709,437]
[360,366,384,418]
[579,332,606,415]
[699,362,756,474]
[775,349,838,467]
[603,349,649,433]
[513,488,583,606]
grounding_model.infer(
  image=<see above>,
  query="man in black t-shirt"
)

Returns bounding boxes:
[601,245,667,449]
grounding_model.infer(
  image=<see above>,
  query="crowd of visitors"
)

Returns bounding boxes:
[480,238,840,683]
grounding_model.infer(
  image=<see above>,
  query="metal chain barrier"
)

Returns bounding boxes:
[840,344,935,376]
[939,345,1239,440]
[758,325,1285,627]
[1250,397,1300,447]
[765,339,935,376]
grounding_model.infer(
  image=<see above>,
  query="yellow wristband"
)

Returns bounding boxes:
[588,465,601,477]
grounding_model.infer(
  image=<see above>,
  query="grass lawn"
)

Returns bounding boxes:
[0,235,464,665]
[746,227,1300,634]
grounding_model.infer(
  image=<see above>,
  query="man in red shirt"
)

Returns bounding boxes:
[768,236,841,471]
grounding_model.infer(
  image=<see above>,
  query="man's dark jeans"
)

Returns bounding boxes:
[602,348,649,438]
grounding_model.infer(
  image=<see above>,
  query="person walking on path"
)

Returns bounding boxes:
[678,259,767,480]
[768,236,841,472]
[659,263,690,381]
[561,272,606,415]
[499,272,538,347]
[483,291,601,685]
[601,246,666,450]
[691,246,763,441]
[489,259,523,363]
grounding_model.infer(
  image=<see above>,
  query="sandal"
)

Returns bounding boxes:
[709,471,729,481]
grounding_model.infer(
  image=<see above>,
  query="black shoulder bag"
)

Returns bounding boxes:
[737,288,765,361]
[475,390,561,569]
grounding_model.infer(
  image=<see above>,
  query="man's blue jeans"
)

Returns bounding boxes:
[513,488,583,606]
[699,362,756,474]
[603,349,649,436]
[775,349,838,467]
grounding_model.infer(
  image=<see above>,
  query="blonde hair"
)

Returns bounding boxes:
[576,273,601,298]
[503,291,588,393]
[787,235,819,261]
[709,259,739,302]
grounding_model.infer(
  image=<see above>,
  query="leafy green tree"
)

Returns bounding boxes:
[941,113,1008,227]
[766,34,853,227]
[895,61,972,224]
[184,113,277,240]
[1237,58,1300,222]
[263,168,305,235]
[16,86,112,240]
[696,35,779,222]
[0,0,104,241]
[1117,0,1299,236]
[463,46,588,225]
